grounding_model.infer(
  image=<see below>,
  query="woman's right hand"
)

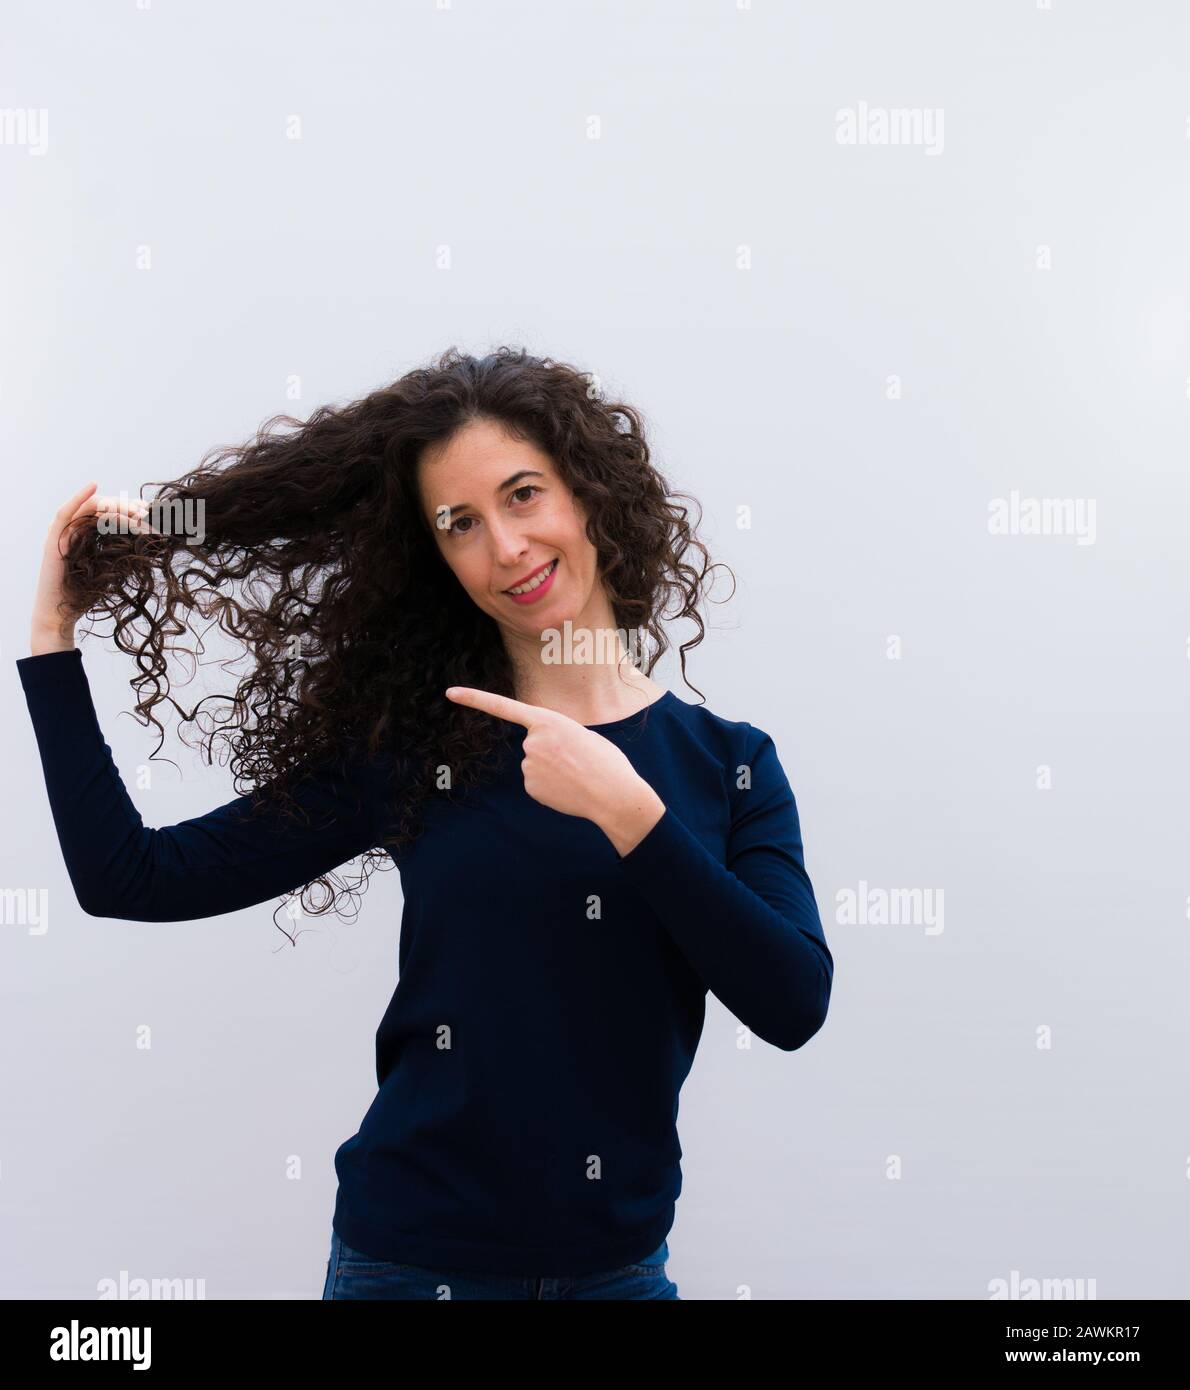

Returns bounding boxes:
[29,483,154,656]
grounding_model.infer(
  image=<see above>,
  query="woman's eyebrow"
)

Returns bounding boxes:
[442,469,545,516]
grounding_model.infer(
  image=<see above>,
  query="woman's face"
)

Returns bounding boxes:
[417,416,607,637]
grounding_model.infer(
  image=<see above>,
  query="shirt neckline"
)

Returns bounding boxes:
[582,689,675,731]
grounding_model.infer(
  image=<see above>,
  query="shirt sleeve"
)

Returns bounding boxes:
[14,647,389,923]
[615,721,832,1051]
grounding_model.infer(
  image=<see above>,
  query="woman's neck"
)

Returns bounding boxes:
[508,654,664,727]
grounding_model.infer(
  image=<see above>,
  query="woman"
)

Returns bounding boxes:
[17,346,833,1300]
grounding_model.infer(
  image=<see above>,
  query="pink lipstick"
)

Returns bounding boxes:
[503,557,558,605]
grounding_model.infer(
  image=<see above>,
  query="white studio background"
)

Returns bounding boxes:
[2,0,1187,1300]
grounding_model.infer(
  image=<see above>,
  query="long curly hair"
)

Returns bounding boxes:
[58,345,734,942]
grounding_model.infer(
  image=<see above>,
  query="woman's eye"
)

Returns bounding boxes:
[449,486,540,536]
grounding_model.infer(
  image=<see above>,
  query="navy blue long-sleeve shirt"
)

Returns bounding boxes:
[15,646,832,1276]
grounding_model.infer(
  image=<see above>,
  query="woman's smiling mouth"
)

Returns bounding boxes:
[503,557,559,602]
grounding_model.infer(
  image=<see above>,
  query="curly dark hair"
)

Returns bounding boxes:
[58,345,735,942]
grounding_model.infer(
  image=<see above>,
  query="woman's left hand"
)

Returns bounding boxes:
[444,686,666,854]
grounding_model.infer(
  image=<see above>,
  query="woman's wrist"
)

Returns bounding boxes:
[28,625,77,657]
[597,779,666,858]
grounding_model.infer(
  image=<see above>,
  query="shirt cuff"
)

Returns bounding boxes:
[15,647,83,689]
[617,803,702,882]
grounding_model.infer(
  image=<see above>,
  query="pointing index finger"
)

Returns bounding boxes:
[445,686,548,728]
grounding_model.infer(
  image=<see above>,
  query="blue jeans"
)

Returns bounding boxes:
[322,1228,680,1300]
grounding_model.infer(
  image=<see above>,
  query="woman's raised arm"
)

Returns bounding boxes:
[15,648,390,923]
